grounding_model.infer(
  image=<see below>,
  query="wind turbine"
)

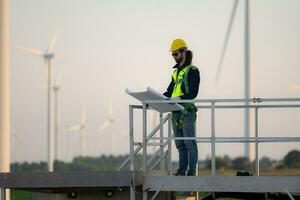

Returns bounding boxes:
[17,25,61,171]
[64,126,75,162]
[33,72,63,161]
[98,102,116,155]
[214,0,253,160]
[10,128,21,162]
[66,107,88,157]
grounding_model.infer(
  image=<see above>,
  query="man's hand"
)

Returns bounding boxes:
[165,97,181,105]
[172,97,181,101]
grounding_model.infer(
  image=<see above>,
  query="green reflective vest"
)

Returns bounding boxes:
[171,65,194,98]
[171,65,198,128]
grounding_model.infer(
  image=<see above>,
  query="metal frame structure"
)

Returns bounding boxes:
[1,97,300,200]
[126,97,300,200]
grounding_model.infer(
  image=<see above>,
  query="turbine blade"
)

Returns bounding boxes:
[109,102,114,118]
[47,24,62,52]
[16,46,44,57]
[98,120,112,132]
[81,106,87,124]
[33,84,47,89]
[289,85,300,91]
[215,0,239,83]
[66,124,81,132]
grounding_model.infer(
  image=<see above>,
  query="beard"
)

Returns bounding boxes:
[175,57,182,64]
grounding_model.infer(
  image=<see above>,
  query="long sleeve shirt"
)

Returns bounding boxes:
[163,63,200,99]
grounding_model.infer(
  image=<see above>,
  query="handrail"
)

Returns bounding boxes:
[118,113,171,171]
[139,141,169,171]
[149,136,300,142]
[144,97,300,104]
[126,98,300,200]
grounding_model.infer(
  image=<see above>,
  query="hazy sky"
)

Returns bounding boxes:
[9,0,300,162]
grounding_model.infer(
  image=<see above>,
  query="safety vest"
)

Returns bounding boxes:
[171,65,194,98]
[171,65,198,128]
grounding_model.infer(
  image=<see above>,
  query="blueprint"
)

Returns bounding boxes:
[126,87,184,113]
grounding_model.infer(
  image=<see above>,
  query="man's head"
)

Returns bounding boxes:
[171,48,187,64]
[170,39,188,65]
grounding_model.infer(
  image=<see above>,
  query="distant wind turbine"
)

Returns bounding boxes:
[66,106,87,157]
[17,25,62,171]
[10,128,21,161]
[98,102,116,155]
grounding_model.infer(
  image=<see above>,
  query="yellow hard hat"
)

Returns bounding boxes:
[170,38,188,52]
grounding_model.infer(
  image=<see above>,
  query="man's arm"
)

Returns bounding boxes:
[163,78,174,98]
[180,68,200,99]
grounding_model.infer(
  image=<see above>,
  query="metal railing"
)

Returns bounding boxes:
[124,98,300,200]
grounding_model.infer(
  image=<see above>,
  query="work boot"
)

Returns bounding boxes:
[187,172,195,176]
[183,191,194,197]
[173,170,185,176]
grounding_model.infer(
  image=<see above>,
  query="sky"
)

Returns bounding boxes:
[8,0,300,163]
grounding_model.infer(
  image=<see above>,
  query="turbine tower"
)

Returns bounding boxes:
[215,0,253,159]
[67,107,88,157]
[53,73,62,161]
[10,129,21,162]
[0,0,10,198]
[18,25,61,171]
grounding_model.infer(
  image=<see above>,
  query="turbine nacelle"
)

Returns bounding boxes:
[53,85,60,91]
[44,53,55,60]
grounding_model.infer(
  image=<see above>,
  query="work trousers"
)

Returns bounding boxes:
[172,111,198,176]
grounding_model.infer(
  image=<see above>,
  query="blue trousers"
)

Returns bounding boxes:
[172,112,198,176]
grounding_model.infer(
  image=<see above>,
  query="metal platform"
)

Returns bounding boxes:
[0,171,142,193]
[0,171,148,200]
[144,175,300,193]
[1,171,300,199]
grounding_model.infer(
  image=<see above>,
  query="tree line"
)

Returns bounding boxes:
[203,149,300,171]
[10,149,300,172]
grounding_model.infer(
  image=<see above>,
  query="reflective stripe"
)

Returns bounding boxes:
[171,65,193,98]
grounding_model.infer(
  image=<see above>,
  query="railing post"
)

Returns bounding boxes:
[142,102,148,200]
[159,112,164,171]
[168,116,172,175]
[255,107,259,176]
[129,106,135,200]
[1,188,5,200]
[211,102,216,176]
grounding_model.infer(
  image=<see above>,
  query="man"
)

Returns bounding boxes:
[163,38,200,177]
